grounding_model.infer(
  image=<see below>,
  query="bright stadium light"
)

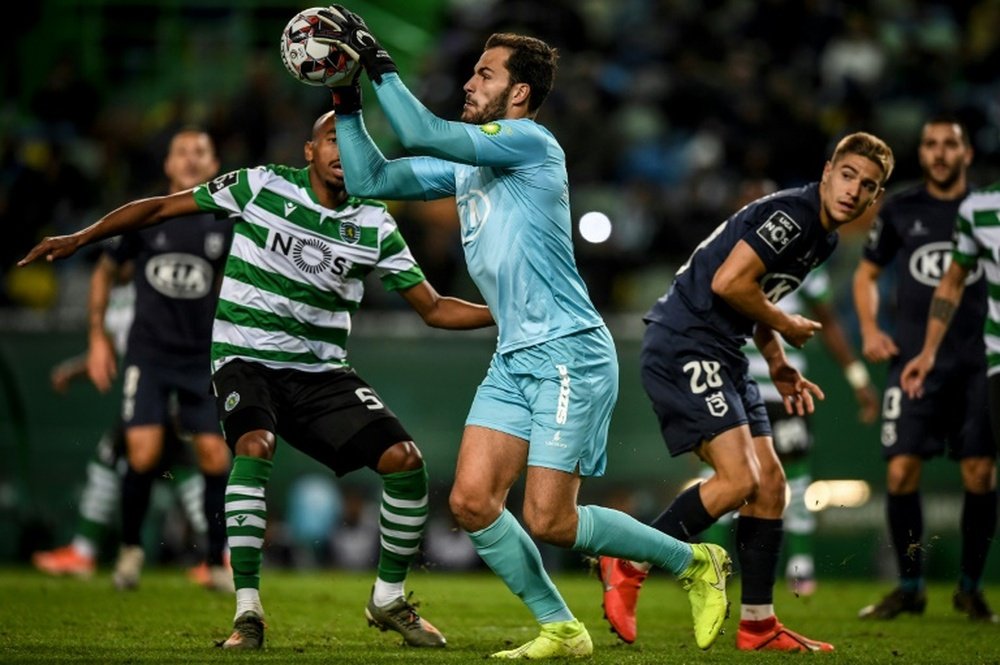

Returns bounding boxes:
[578,211,612,243]
[804,480,871,512]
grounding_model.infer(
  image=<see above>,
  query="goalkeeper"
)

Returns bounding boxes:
[319,6,732,658]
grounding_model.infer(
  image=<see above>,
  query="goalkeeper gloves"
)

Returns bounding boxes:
[315,5,398,85]
[330,82,362,115]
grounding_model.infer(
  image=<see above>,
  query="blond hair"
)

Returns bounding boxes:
[831,132,895,184]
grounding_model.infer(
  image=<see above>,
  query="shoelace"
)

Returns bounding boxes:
[391,592,423,627]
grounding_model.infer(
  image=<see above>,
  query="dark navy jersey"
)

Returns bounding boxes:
[645,183,837,348]
[108,212,232,363]
[863,183,985,369]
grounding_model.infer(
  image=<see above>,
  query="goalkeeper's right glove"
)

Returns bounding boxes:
[315,5,398,85]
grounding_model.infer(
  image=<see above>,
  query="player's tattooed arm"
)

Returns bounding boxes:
[928,296,957,325]
[901,260,971,399]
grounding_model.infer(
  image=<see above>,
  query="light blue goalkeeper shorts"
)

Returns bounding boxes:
[465,325,619,477]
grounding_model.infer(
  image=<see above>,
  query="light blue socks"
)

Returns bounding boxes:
[574,504,693,574]
[468,509,574,623]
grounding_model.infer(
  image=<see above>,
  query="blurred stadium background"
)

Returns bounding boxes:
[1,0,998,581]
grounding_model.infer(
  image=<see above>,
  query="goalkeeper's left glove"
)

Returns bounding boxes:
[330,84,362,115]
[315,5,398,85]
[329,69,362,115]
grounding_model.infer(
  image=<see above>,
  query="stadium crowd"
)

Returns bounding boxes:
[3,0,998,314]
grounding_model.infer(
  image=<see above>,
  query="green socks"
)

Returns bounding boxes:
[377,466,429,583]
[225,455,272,590]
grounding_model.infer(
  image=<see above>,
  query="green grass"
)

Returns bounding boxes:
[0,567,998,663]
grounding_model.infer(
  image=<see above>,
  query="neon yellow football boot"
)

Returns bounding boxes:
[678,542,732,649]
[490,619,593,659]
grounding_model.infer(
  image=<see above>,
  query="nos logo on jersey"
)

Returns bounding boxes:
[908,241,983,286]
[145,253,213,299]
[760,273,802,303]
[270,231,350,276]
[756,211,802,254]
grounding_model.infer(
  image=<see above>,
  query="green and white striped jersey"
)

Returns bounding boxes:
[951,181,1000,375]
[192,164,425,373]
[743,266,830,402]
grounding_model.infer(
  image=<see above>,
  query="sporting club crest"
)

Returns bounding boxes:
[339,221,360,244]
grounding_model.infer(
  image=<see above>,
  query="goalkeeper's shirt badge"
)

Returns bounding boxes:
[479,122,502,136]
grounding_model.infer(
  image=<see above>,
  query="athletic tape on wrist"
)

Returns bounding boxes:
[844,361,870,390]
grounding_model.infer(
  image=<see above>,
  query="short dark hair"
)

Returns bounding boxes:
[924,112,971,147]
[173,126,213,143]
[169,126,217,155]
[484,33,558,113]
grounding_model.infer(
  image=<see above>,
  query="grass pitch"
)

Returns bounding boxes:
[0,567,998,663]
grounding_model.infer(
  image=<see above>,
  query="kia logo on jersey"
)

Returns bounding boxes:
[759,272,802,304]
[908,241,983,287]
[145,253,213,299]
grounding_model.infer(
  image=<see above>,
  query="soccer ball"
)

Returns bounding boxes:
[279,7,359,87]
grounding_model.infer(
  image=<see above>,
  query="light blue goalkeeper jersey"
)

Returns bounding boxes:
[337,74,604,353]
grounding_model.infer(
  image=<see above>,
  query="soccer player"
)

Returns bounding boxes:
[599,132,894,652]
[320,8,732,658]
[79,128,234,593]
[32,283,209,581]
[696,181,879,598]
[698,264,880,597]
[19,111,494,650]
[856,117,997,622]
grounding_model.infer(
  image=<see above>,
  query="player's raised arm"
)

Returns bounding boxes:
[317,8,548,168]
[711,240,822,348]
[315,6,474,159]
[334,104,458,201]
[17,191,203,266]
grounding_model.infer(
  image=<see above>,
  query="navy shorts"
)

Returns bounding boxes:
[879,360,994,461]
[641,322,770,457]
[120,356,220,435]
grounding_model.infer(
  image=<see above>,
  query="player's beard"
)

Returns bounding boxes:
[462,84,513,124]
[923,160,963,191]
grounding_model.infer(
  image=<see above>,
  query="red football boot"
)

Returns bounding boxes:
[32,545,95,578]
[597,556,648,644]
[737,617,834,652]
